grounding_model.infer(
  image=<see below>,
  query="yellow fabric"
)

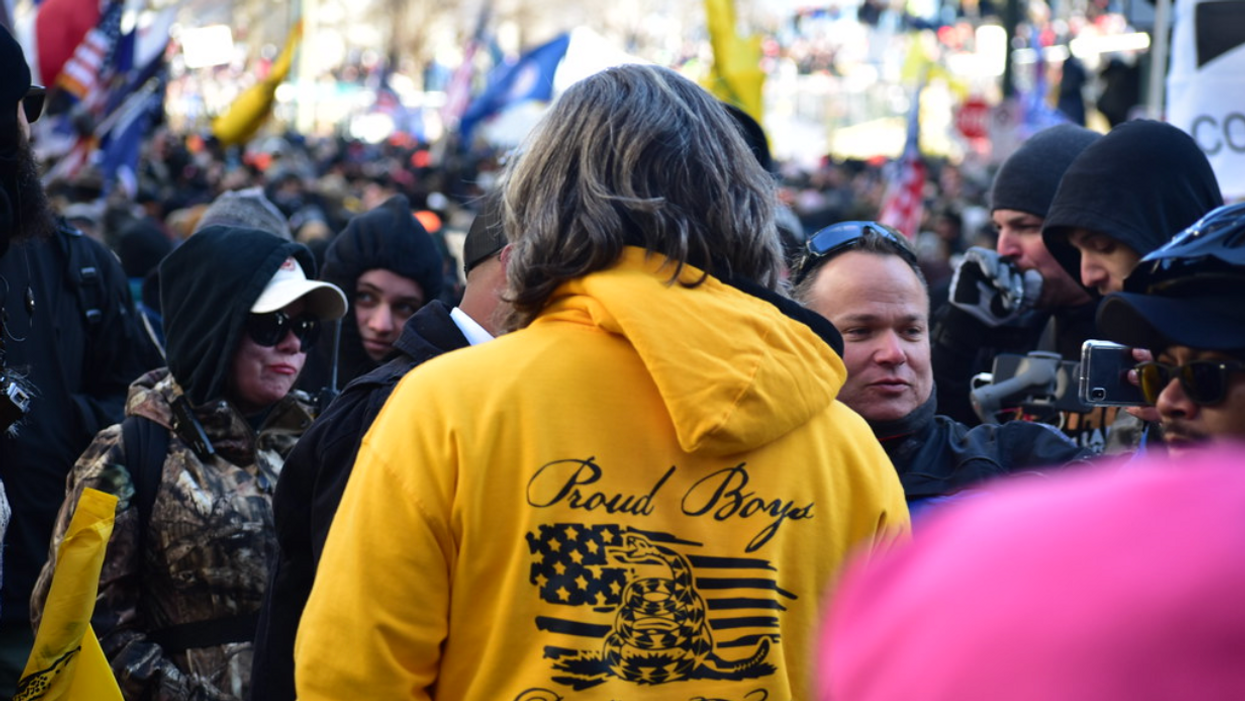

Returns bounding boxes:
[296,248,909,700]
[16,489,122,701]
[211,21,303,147]
[703,0,765,123]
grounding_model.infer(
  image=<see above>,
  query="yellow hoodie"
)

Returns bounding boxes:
[296,248,909,700]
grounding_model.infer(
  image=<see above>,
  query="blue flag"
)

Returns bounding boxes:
[98,73,163,197]
[458,32,570,143]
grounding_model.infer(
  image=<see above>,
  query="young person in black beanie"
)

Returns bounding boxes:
[298,193,444,396]
[251,192,510,701]
[0,25,154,692]
[31,225,346,701]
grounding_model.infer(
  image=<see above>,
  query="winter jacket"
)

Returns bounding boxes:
[0,222,154,624]
[32,369,313,701]
[294,247,910,700]
[250,301,470,701]
[870,395,1092,520]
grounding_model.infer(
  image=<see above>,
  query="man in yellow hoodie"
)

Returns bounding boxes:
[295,64,909,701]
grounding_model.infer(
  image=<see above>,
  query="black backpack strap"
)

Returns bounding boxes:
[56,222,106,331]
[120,415,257,651]
[120,414,170,540]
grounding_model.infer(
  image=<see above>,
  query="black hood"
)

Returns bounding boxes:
[1042,120,1223,285]
[160,225,317,405]
[317,194,445,384]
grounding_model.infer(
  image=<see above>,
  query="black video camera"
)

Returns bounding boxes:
[0,365,32,434]
[970,351,1091,424]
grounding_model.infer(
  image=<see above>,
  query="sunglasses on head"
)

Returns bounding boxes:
[245,310,320,353]
[23,85,45,125]
[794,221,916,285]
[1137,359,1245,407]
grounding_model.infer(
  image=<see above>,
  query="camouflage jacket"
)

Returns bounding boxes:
[31,368,313,701]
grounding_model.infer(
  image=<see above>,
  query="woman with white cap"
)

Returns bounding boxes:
[31,225,346,701]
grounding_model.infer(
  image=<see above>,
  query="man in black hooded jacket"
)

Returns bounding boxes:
[250,195,510,701]
[0,25,154,692]
[1042,119,1223,297]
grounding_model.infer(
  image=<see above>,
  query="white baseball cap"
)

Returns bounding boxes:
[251,257,348,320]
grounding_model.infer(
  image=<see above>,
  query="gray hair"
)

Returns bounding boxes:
[500,64,783,330]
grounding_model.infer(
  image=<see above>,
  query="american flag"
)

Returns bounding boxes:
[526,523,788,686]
[440,3,491,130]
[56,0,124,107]
[877,82,927,239]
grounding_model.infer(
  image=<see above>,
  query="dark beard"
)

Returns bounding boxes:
[11,137,57,242]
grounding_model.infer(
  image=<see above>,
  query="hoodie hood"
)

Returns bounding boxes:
[160,225,319,406]
[1042,120,1223,284]
[538,247,847,456]
[318,194,445,384]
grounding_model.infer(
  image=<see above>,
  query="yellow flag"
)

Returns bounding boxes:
[16,489,123,701]
[703,0,765,123]
[212,21,304,147]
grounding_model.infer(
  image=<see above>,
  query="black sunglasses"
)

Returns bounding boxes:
[794,221,917,285]
[1137,359,1245,407]
[245,311,320,353]
[23,85,45,124]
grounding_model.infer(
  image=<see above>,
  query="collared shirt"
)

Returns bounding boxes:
[449,307,494,346]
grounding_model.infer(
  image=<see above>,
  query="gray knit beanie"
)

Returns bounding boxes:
[989,124,1101,217]
[195,187,292,240]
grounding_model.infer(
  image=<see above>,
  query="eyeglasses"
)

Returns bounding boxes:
[793,221,917,285]
[22,86,45,125]
[245,311,320,353]
[1136,359,1245,406]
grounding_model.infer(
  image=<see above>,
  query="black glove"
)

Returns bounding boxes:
[948,247,1043,327]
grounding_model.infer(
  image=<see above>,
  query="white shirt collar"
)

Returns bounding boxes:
[449,306,495,346]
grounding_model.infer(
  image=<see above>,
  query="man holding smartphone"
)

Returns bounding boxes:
[1096,203,1245,457]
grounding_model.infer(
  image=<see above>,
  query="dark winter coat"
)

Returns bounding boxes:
[0,222,153,623]
[871,395,1092,519]
[250,300,469,701]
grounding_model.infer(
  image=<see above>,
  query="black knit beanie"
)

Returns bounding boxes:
[989,124,1101,217]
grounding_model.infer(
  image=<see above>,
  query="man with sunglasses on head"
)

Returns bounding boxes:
[31,225,346,701]
[794,221,1089,519]
[0,25,156,693]
[1097,203,1245,458]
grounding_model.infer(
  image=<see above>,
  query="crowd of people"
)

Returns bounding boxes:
[2,19,1244,701]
